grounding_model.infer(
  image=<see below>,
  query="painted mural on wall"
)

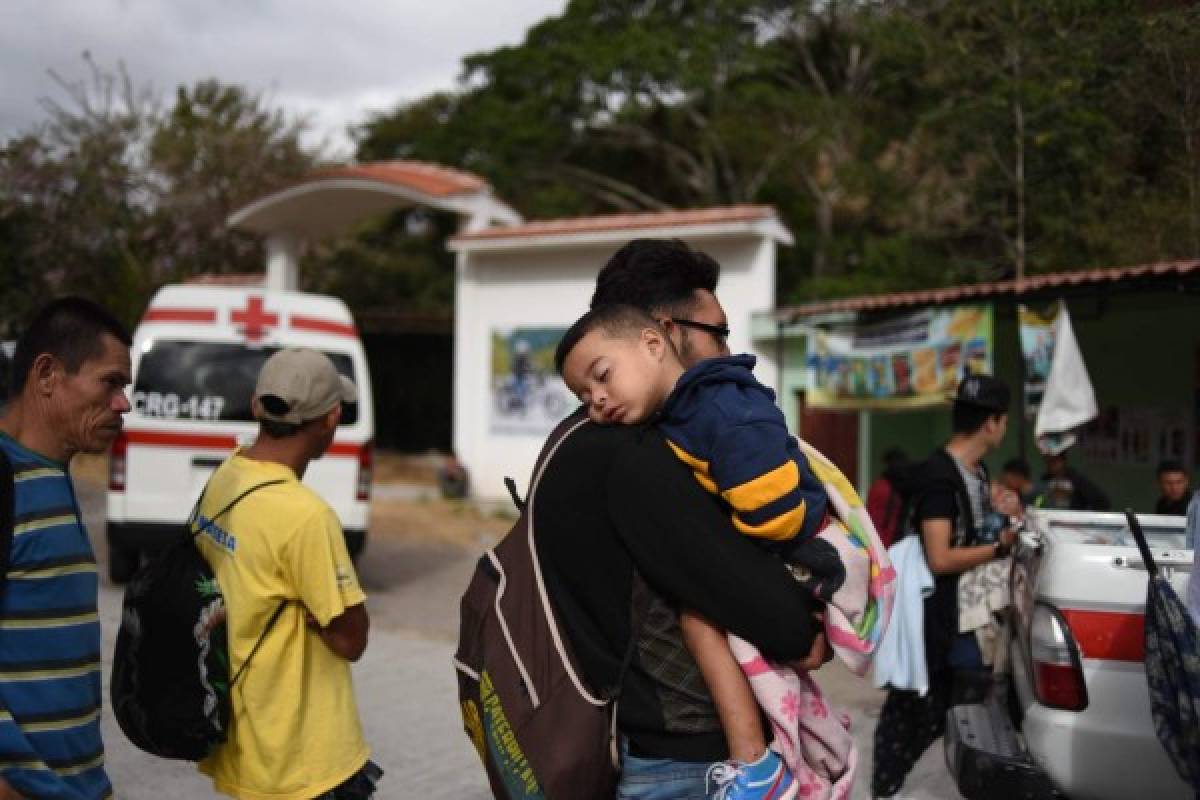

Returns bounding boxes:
[1018,304,1056,419]
[489,327,576,435]
[805,305,993,410]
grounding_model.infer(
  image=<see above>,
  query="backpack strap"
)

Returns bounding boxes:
[524,415,600,703]
[503,477,526,513]
[230,599,288,688]
[521,413,651,766]
[189,478,288,538]
[0,448,12,589]
[188,476,289,688]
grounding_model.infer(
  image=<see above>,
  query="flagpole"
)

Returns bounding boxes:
[1014,298,1028,462]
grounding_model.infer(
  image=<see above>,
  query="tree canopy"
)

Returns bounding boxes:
[4,2,1200,327]
[359,0,1200,304]
[0,57,314,329]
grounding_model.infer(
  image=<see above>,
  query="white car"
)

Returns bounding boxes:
[106,284,375,581]
[946,509,1193,799]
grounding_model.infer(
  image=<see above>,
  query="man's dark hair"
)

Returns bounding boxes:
[952,400,1004,435]
[590,239,719,316]
[1158,458,1186,477]
[10,297,131,394]
[1002,458,1031,479]
[259,419,302,439]
[554,304,661,375]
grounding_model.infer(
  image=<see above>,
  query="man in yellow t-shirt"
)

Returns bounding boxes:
[195,348,380,800]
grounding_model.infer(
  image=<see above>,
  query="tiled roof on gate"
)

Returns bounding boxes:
[775,260,1200,318]
[307,161,489,198]
[184,273,266,287]
[450,205,778,241]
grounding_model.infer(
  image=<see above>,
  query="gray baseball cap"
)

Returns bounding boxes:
[254,348,357,425]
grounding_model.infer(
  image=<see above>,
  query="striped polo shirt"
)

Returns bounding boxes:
[0,433,111,799]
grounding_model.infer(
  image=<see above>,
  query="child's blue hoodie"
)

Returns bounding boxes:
[658,354,829,552]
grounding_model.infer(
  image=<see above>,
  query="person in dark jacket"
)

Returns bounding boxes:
[1155,459,1193,516]
[1037,446,1110,511]
[536,239,830,800]
[871,374,1018,799]
[999,457,1036,508]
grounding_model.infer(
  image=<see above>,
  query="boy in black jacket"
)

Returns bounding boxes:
[871,374,1018,799]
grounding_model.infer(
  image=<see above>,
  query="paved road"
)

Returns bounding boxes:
[79,473,958,799]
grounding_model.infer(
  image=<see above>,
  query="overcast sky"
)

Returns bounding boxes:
[0,0,566,158]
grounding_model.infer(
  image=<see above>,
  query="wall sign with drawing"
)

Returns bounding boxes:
[805,305,993,410]
[489,327,576,435]
[1018,304,1057,419]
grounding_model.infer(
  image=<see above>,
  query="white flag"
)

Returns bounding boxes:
[1034,301,1097,440]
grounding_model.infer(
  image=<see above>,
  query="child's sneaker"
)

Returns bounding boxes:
[707,749,797,800]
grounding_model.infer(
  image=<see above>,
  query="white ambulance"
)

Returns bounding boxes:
[106,284,374,581]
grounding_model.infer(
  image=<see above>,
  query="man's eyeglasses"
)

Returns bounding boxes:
[670,318,730,341]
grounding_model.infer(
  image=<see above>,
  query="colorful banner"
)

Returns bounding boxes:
[489,327,576,435]
[805,305,993,410]
[1018,304,1057,419]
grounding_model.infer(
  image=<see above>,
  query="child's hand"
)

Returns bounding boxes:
[790,613,833,672]
[790,632,832,672]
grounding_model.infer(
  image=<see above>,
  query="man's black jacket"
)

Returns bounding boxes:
[534,419,819,763]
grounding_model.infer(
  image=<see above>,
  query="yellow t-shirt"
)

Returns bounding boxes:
[194,452,369,800]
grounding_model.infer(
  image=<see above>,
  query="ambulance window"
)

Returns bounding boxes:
[132,341,358,425]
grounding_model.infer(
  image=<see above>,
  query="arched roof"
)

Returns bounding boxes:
[227,161,522,240]
[448,205,793,251]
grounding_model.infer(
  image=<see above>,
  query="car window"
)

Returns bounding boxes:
[132,340,358,425]
[1047,517,1187,549]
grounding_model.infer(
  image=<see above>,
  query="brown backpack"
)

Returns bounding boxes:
[454,415,628,800]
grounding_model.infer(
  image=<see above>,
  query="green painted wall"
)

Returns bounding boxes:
[757,290,1200,510]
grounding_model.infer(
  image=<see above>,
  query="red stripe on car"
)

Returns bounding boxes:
[124,430,361,458]
[290,314,357,337]
[142,308,217,323]
[1062,608,1145,662]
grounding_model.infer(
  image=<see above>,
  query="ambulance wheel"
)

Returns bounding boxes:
[108,545,138,583]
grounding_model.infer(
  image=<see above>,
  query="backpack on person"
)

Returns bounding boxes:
[454,414,634,800]
[888,455,947,546]
[111,478,285,761]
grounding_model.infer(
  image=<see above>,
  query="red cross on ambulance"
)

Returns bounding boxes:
[231,296,279,342]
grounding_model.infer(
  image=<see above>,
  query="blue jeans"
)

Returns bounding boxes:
[947,632,984,670]
[616,738,715,800]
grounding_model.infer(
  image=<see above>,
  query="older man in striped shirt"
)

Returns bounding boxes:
[0,298,132,800]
